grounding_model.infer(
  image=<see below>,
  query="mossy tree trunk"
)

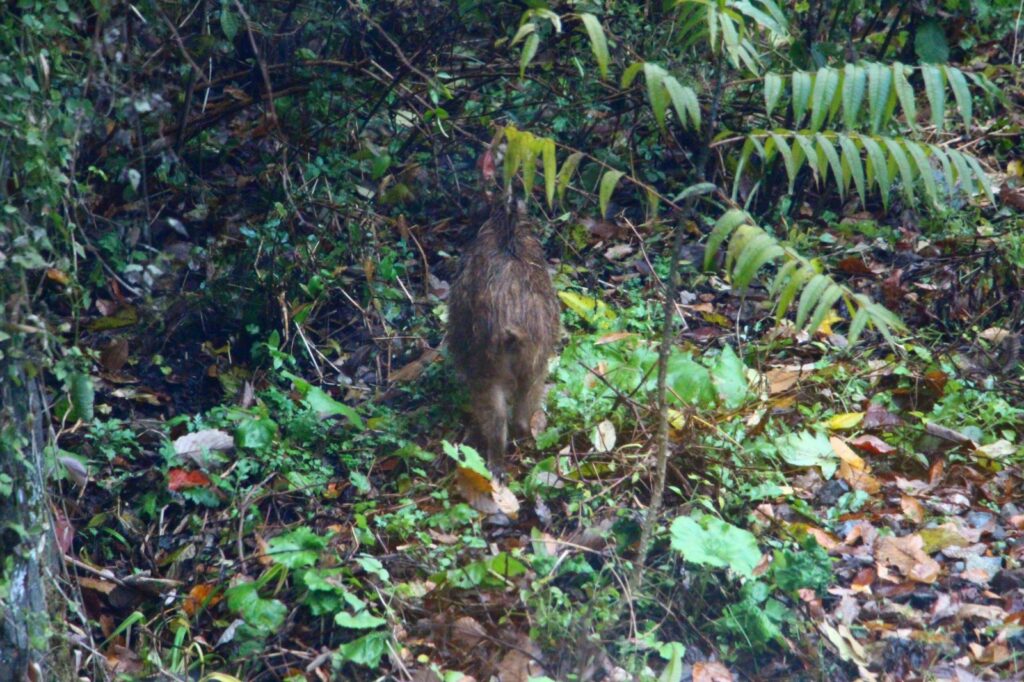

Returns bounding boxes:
[0,355,72,679]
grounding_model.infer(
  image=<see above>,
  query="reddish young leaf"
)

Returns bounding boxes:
[849,434,897,455]
[167,468,211,491]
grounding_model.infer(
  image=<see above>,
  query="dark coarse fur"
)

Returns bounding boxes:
[447,200,561,474]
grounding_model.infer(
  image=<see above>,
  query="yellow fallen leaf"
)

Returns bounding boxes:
[827,412,864,430]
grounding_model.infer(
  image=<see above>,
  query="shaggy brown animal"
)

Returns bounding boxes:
[447,199,561,474]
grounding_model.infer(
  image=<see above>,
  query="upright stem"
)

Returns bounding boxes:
[628,59,727,596]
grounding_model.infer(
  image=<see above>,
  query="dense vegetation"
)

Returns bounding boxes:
[2,1,1024,680]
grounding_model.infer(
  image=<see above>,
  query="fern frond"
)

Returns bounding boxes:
[733,130,993,208]
[623,62,702,131]
[763,62,992,133]
[704,210,906,344]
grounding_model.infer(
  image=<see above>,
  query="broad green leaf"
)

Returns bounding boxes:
[541,137,556,206]
[733,0,787,36]
[220,2,239,42]
[598,169,625,218]
[810,66,839,132]
[764,72,783,117]
[791,71,811,125]
[943,65,972,131]
[775,430,837,478]
[557,290,616,329]
[711,344,749,409]
[336,611,387,629]
[644,63,670,128]
[704,209,750,270]
[725,223,762,273]
[665,352,716,407]
[68,372,95,422]
[841,63,866,130]
[914,19,949,63]
[304,386,363,428]
[921,64,946,130]
[556,151,583,203]
[442,441,489,478]
[336,631,390,668]
[579,13,609,80]
[502,127,522,188]
[519,32,540,79]
[235,417,277,449]
[892,62,917,130]
[267,527,328,569]
[719,11,741,69]
[670,513,761,578]
[930,144,954,200]
[225,582,287,633]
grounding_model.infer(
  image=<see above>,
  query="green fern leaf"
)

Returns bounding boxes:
[520,33,540,79]
[921,64,946,130]
[847,307,870,346]
[881,137,915,201]
[838,134,866,206]
[859,135,891,206]
[943,65,972,130]
[815,133,845,198]
[795,274,832,329]
[810,66,839,132]
[962,152,994,202]
[621,61,644,88]
[892,62,917,131]
[769,132,799,193]
[541,138,556,207]
[841,63,867,130]
[867,62,892,133]
[704,209,750,270]
[904,141,939,207]
[770,259,800,295]
[733,232,785,291]
[775,264,817,321]
[793,133,820,182]
[807,284,844,334]
[792,71,812,126]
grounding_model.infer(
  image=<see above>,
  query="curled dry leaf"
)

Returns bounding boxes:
[454,468,520,518]
[692,660,734,682]
[173,428,235,457]
[875,534,941,584]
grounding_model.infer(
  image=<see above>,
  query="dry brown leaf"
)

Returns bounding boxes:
[455,468,520,518]
[900,495,926,524]
[833,437,881,493]
[451,616,487,649]
[693,660,733,682]
[875,535,941,584]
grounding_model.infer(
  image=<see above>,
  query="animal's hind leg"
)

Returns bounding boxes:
[470,382,509,475]
[510,373,546,443]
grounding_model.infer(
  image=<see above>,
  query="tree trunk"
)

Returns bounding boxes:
[0,358,72,680]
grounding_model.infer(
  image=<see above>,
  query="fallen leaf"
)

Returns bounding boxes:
[693,661,733,682]
[862,403,902,429]
[875,534,941,584]
[827,412,864,430]
[848,434,896,455]
[455,468,519,518]
[167,469,212,491]
[183,583,221,616]
[900,495,926,524]
[174,429,235,457]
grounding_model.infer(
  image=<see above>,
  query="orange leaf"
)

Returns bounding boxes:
[167,468,211,491]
